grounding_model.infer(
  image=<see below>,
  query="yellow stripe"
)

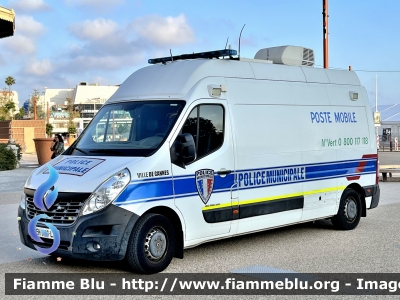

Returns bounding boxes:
[239,192,302,206]
[303,186,346,195]
[202,186,346,211]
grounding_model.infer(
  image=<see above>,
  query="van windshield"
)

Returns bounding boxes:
[66,100,185,157]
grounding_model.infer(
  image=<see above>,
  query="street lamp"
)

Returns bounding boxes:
[374,75,381,150]
[43,87,49,123]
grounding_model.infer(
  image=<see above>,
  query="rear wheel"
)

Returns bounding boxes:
[332,189,362,230]
[126,213,176,274]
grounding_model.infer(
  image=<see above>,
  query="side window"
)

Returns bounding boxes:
[182,104,224,160]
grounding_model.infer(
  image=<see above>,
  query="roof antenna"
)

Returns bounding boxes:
[238,24,246,60]
[222,37,229,59]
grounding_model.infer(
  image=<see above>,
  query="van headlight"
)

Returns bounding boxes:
[81,168,131,215]
[20,194,26,209]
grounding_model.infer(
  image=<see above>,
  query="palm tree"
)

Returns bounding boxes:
[5,76,15,101]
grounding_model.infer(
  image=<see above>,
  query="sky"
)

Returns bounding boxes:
[1,0,400,107]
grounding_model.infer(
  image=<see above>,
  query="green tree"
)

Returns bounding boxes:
[14,107,25,120]
[0,88,16,120]
[66,97,79,135]
[0,90,7,120]
[46,123,53,136]
[29,89,45,119]
[3,101,15,116]
[0,143,17,170]
[5,76,15,101]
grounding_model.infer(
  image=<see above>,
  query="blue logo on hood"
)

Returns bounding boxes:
[27,164,61,255]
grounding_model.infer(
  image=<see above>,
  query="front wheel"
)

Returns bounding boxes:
[331,189,362,230]
[126,213,176,274]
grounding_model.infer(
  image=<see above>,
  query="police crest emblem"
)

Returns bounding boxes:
[195,169,214,204]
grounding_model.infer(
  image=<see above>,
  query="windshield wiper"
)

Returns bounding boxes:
[89,149,122,154]
[73,147,89,155]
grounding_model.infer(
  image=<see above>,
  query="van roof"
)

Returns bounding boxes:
[108,59,360,103]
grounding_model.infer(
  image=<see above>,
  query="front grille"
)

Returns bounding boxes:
[25,192,91,225]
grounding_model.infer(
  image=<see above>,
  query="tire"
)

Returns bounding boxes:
[126,213,176,274]
[331,189,362,230]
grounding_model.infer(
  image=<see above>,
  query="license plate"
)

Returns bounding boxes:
[36,227,54,240]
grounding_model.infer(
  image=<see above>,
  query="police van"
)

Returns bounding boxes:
[18,46,380,274]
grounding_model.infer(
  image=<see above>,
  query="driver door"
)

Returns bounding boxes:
[171,100,237,241]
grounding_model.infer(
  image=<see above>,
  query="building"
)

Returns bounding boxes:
[45,82,119,134]
[0,6,15,39]
[371,104,400,148]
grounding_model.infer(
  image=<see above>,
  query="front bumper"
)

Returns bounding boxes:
[18,203,139,261]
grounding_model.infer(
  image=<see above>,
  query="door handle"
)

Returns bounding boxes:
[217,169,232,175]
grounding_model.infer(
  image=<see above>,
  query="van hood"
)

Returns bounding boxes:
[25,155,144,193]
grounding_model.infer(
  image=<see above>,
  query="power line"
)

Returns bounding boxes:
[353,69,400,73]
[314,64,400,73]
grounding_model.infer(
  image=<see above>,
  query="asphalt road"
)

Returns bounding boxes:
[1,157,400,300]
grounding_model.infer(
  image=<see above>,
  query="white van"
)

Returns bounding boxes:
[18,46,380,274]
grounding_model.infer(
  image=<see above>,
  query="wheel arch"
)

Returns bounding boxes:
[145,206,184,259]
[344,183,366,217]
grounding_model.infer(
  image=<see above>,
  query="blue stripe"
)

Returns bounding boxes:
[237,158,376,173]
[115,179,173,204]
[114,158,377,206]
[305,160,376,179]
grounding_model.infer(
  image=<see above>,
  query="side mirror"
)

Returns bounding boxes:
[171,133,196,168]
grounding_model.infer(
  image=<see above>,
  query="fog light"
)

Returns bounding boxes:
[86,242,101,252]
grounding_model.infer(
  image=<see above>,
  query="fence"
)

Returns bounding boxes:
[378,134,399,151]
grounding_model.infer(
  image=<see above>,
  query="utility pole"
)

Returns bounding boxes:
[375,75,378,114]
[323,0,329,68]
[376,74,380,148]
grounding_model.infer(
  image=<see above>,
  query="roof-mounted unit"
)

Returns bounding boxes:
[79,82,88,86]
[148,49,237,64]
[254,46,315,67]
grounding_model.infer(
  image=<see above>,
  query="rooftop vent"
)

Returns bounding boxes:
[254,46,314,67]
